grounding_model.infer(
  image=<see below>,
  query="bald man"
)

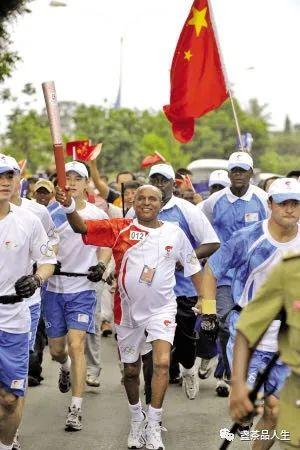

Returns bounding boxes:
[56,185,203,450]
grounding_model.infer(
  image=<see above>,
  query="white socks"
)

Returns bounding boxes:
[0,441,13,450]
[148,405,162,424]
[128,400,144,422]
[71,396,82,410]
[181,365,195,376]
[61,355,71,372]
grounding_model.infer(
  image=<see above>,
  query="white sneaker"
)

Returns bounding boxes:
[128,412,147,449]
[86,373,100,387]
[145,422,166,450]
[65,406,82,431]
[182,369,199,400]
[198,358,214,380]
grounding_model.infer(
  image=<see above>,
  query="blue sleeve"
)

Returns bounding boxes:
[208,231,246,279]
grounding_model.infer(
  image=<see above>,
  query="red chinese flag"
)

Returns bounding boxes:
[163,0,229,143]
[66,141,99,161]
[66,140,89,157]
[140,151,166,168]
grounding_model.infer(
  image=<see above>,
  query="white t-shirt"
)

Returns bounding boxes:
[20,198,59,307]
[0,204,57,333]
[47,202,108,294]
[83,219,201,328]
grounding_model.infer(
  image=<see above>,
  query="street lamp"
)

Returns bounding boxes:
[49,1,67,7]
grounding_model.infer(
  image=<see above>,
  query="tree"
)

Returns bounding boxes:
[2,95,299,176]
[3,108,52,172]
[0,1,31,82]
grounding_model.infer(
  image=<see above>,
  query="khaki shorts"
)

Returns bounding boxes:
[278,373,300,449]
[116,313,176,363]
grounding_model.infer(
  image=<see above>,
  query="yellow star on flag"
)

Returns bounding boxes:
[188,6,208,37]
[184,50,193,61]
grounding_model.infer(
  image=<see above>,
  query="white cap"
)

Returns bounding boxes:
[208,170,230,188]
[65,161,89,178]
[5,155,20,172]
[267,177,300,203]
[228,151,253,171]
[149,163,175,180]
[0,154,16,174]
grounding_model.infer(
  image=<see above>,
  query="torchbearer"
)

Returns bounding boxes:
[55,184,204,450]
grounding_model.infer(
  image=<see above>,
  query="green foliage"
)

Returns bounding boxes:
[4,108,52,172]
[1,94,300,177]
[0,0,31,83]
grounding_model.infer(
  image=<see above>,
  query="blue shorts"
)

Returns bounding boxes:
[227,310,290,398]
[246,350,290,398]
[29,303,41,351]
[0,330,29,397]
[42,290,96,338]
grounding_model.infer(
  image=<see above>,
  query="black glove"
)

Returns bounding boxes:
[15,275,42,298]
[105,271,115,286]
[87,262,106,282]
[53,261,62,275]
[200,314,219,338]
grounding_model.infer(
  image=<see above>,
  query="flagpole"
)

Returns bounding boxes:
[228,88,244,151]
[207,0,245,151]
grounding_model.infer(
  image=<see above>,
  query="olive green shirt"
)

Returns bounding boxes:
[237,253,300,375]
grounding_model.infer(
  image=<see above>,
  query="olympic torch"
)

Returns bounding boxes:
[42,81,66,188]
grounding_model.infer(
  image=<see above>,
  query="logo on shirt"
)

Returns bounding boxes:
[4,240,18,250]
[163,320,172,327]
[186,252,199,265]
[164,246,173,258]
[40,241,54,257]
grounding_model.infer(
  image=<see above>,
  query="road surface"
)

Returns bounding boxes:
[21,337,281,450]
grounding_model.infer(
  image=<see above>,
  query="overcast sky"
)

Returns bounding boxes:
[1,0,300,132]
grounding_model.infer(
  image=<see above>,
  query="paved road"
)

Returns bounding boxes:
[21,337,280,450]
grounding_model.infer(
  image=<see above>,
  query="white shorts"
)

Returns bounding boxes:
[116,313,177,363]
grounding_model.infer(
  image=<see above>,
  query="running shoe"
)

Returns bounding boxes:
[145,422,166,450]
[86,374,100,387]
[12,430,21,450]
[58,368,71,393]
[127,411,147,449]
[216,378,230,397]
[182,371,199,400]
[198,358,214,380]
[65,406,82,431]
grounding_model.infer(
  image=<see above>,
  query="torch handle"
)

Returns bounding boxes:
[53,144,66,189]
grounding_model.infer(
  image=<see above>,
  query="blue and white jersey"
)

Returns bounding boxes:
[157,196,219,297]
[202,184,269,286]
[209,220,300,351]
